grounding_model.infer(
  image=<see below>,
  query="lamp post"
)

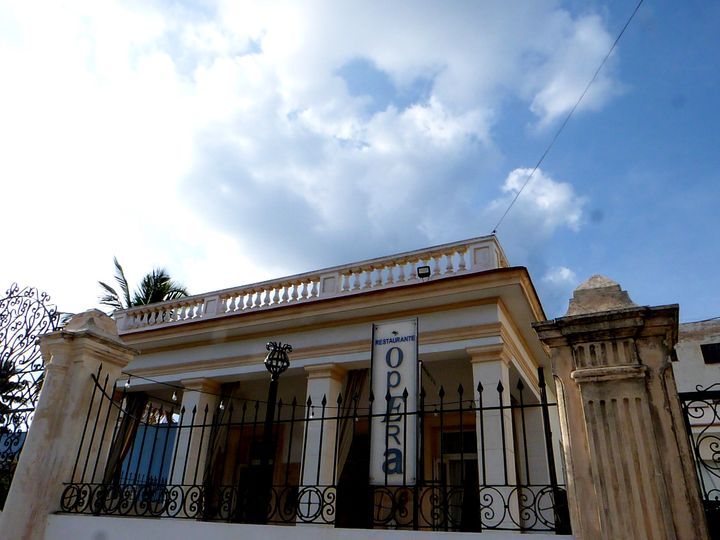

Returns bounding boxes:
[256,341,292,523]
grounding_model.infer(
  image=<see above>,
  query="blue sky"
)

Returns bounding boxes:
[0,1,717,321]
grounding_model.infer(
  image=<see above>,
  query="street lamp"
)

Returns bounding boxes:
[256,341,292,523]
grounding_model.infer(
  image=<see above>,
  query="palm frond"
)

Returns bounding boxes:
[112,257,132,309]
[99,259,189,310]
[97,280,124,311]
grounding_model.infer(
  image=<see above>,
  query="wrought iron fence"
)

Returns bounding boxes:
[0,283,58,508]
[60,365,570,533]
[680,384,720,539]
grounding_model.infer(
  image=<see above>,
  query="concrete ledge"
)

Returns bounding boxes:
[46,514,570,540]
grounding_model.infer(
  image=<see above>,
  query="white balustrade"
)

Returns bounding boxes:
[115,235,505,333]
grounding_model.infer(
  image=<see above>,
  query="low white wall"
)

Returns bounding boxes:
[46,514,570,540]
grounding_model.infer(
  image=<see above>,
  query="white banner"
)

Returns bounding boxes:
[369,319,418,485]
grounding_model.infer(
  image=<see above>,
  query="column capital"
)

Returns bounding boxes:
[466,343,511,366]
[180,377,221,394]
[305,363,347,382]
[39,309,136,369]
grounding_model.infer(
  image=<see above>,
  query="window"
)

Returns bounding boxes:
[701,343,720,364]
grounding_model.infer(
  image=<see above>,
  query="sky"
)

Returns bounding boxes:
[0,0,718,321]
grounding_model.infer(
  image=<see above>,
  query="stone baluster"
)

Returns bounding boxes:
[385,263,395,284]
[406,260,417,281]
[457,248,467,271]
[397,260,406,282]
[360,267,370,289]
[444,251,455,274]
[431,253,441,277]
[371,266,381,287]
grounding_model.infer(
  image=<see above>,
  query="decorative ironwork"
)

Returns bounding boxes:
[0,283,58,508]
[60,365,570,532]
[680,384,720,539]
[264,342,292,379]
[370,484,562,531]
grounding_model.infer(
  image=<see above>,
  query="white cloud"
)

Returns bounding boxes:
[491,167,586,235]
[527,14,620,126]
[543,266,578,287]
[0,1,617,312]
[540,266,579,317]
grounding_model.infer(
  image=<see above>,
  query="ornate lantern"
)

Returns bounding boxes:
[264,341,292,380]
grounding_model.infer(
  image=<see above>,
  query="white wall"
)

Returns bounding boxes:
[673,320,720,392]
[45,514,569,540]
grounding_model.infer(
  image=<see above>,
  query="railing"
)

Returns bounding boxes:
[0,284,58,509]
[60,365,570,533]
[114,236,507,333]
[680,385,720,539]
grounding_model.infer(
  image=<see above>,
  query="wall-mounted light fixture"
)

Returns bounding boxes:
[417,265,431,279]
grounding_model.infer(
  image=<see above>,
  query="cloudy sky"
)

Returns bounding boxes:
[0,0,718,320]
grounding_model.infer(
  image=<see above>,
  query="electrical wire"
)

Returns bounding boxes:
[492,0,645,234]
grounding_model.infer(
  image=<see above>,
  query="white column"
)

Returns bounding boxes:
[298,364,345,525]
[169,378,220,486]
[301,365,346,486]
[468,344,517,529]
[522,402,550,486]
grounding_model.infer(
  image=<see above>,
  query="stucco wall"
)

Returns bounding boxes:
[673,320,720,392]
[45,514,569,540]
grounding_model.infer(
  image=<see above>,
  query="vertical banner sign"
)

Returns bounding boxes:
[370,319,418,485]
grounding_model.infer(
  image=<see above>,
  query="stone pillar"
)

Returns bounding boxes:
[169,378,220,486]
[467,345,516,487]
[301,364,346,487]
[467,345,518,529]
[533,275,709,540]
[0,310,135,540]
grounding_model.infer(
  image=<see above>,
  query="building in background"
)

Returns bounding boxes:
[674,318,720,517]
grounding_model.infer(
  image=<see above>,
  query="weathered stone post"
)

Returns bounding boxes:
[533,276,708,540]
[0,310,135,540]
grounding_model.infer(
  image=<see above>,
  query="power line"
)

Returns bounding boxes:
[492,0,644,234]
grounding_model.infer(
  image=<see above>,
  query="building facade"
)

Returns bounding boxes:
[0,235,711,539]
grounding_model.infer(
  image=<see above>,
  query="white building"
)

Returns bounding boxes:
[673,319,720,509]
[58,234,568,534]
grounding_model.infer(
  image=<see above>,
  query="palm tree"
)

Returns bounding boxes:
[98,257,189,311]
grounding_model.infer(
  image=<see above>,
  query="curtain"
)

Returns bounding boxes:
[335,369,369,481]
[203,382,245,487]
[102,392,149,484]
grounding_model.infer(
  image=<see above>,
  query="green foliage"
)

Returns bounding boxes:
[0,360,24,420]
[98,257,189,311]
